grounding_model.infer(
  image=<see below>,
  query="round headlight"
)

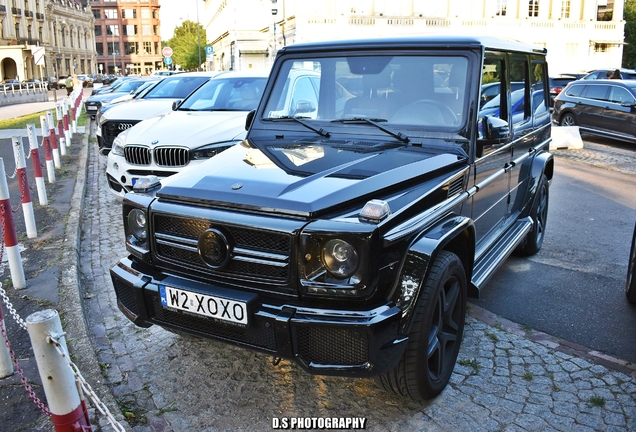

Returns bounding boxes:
[322,239,359,278]
[127,209,147,241]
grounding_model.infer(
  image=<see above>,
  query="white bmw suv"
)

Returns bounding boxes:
[106,71,268,198]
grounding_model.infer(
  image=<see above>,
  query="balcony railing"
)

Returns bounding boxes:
[11,7,21,16]
[24,10,33,18]
[36,12,44,20]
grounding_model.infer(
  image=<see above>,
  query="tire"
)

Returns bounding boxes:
[516,173,549,256]
[560,113,576,126]
[626,225,636,304]
[378,250,467,400]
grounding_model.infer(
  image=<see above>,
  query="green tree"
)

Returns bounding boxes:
[623,0,636,68]
[166,20,206,71]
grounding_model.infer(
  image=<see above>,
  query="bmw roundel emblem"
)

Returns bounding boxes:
[151,140,159,145]
[198,229,231,269]
[231,183,243,190]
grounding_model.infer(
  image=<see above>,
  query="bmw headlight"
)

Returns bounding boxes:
[322,239,359,278]
[191,141,240,160]
[111,133,127,156]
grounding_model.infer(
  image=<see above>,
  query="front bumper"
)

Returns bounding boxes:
[110,257,407,377]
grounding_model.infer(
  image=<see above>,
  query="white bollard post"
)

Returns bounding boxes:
[0,307,14,378]
[56,104,67,157]
[62,100,72,142]
[11,137,37,239]
[0,158,26,289]
[45,111,61,169]
[26,124,48,206]
[70,97,77,134]
[40,116,56,184]
[26,310,93,430]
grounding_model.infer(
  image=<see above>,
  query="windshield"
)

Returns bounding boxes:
[116,80,152,93]
[261,54,469,130]
[144,75,210,99]
[179,76,267,111]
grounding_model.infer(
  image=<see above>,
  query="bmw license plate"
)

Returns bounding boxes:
[159,285,248,325]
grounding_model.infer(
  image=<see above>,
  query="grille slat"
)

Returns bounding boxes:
[297,327,368,365]
[155,147,190,167]
[124,145,151,165]
[102,121,140,147]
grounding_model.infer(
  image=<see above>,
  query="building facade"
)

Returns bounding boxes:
[202,0,626,76]
[0,0,97,81]
[90,0,162,76]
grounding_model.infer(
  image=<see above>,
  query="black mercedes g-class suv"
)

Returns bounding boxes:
[111,35,553,400]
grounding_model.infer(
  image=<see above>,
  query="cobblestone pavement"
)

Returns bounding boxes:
[77,129,636,431]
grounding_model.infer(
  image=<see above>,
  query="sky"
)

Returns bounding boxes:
[159,0,202,41]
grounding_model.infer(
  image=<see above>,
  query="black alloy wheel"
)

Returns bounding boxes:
[516,173,549,256]
[378,250,467,400]
[626,224,636,304]
[560,113,576,126]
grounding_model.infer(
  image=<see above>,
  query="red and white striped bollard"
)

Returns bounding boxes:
[46,111,61,169]
[56,105,67,157]
[0,305,14,378]
[26,124,47,206]
[0,158,26,289]
[40,116,56,183]
[11,137,37,239]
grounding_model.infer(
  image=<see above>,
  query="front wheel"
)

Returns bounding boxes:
[516,173,549,256]
[560,113,576,126]
[626,225,636,304]
[378,250,467,400]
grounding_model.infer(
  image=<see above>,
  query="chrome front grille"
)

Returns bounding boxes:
[152,213,293,287]
[124,146,151,165]
[155,147,190,167]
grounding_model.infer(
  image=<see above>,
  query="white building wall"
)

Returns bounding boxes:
[202,0,625,75]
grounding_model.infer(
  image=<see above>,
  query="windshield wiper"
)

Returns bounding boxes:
[331,117,410,144]
[268,116,330,138]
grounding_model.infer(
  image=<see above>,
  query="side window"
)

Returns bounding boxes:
[608,87,635,105]
[583,85,609,101]
[510,57,529,124]
[480,56,506,120]
[531,61,548,116]
[566,84,585,97]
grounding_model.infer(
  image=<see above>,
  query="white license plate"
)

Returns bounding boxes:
[159,285,248,325]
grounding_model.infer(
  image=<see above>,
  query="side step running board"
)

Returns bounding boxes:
[471,217,533,295]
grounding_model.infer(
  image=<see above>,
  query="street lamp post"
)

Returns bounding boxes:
[196,1,201,71]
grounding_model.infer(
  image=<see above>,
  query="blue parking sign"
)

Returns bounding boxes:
[164,57,173,66]
[206,46,214,55]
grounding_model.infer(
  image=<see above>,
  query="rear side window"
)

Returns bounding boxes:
[565,84,585,97]
[583,85,608,101]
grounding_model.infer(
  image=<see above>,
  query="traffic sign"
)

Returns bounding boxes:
[164,57,173,66]
[162,46,173,57]
[205,46,214,55]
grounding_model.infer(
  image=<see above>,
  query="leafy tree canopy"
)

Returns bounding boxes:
[623,0,636,68]
[164,20,207,71]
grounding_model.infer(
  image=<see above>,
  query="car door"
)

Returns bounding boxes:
[576,84,609,131]
[472,55,512,250]
[602,85,636,140]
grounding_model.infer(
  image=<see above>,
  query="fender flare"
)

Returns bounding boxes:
[390,214,474,335]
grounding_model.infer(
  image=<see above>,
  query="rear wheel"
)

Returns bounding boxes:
[560,113,576,126]
[516,173,549,256]
[378,250,467,400]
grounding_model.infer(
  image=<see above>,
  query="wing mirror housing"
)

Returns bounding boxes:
[171,99,182,111]
[245,110,256,131]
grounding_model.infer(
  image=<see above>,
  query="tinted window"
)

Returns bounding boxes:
[565,84,585,97]
[145,76,210,99]
[608,86,635,104]
[583,85,608,101]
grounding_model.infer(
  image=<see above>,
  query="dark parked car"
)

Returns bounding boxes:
[581,68,636,80]
[627,220,636,303]
[549,75,578,103]
[46,76,59,90]
[1,79,23,90]
[84,78,160,119]
[552,79,636,143]
[480,81,524,107]
[110,36,553,401]
[21,78,43,89]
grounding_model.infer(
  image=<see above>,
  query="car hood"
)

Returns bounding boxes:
[156,138,467,218]
[123,111,249,147]
[102,99,177,122]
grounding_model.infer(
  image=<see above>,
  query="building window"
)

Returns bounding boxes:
[106,25,120,36]
[104,9,118,19]
[144,41,152,54]
[123,8,137,18]
[125,42,138,54]
[561,0,570,18]
[528,0,539,17]
[153,25,158,35]
[595,43,608,53]
[155,42,160,54]
[96,42,103,55]
[108,42,120,55]
[94,25,102,36]
[141,9,150,19]
[70,29,74,47]
[123,25,137,35]
[15,23,20,40]
[152,9,158,19]
[143,25,151,35]
[496,0,507,16]
[93,9,100,19]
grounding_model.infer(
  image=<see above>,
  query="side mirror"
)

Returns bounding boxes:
[245,110,256,131]
[171,100,182,111]
[478,115,510,143]
[294,100,315,114]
